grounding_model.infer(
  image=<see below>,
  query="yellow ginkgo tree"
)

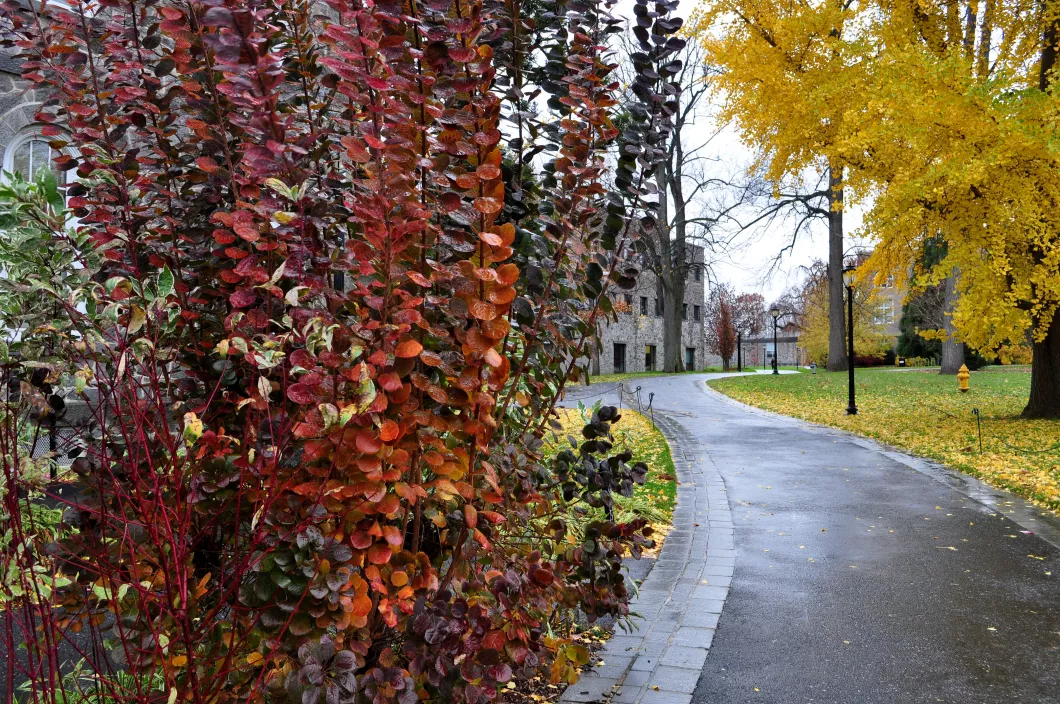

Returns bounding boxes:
[689,0,868,372]
[847,1,1060,418]
[693,0,1060,417]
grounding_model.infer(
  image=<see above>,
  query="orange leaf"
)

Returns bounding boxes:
[379,419,400,442]
[488,286,516,305]
[382,525,404,546]
[496,263,519,285]
[367,543,392,565]
[395,339,423,358]
[483,347,503,368]
[292,482,320,497]
[495,223,516,247]
[469,300,498,321]
[465,328,495,352]
[352,594,373,618]
[473,197,503,215]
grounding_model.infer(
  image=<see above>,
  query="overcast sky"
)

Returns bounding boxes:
[611,0,872,303]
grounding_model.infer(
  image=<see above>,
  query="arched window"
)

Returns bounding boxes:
[4,134,65,184]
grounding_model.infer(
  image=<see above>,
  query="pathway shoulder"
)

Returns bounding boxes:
[560,411,734,704]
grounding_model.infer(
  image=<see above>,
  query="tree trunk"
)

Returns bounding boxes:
[826,163,847,371]
[1024,314,1060,418]
[663,250,686,372]
[939,271,965,374]
[591,324,601,377]
[657,144,686,373]
[1024,8,1060,417]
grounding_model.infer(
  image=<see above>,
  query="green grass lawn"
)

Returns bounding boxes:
[708,367,1060,511]
[544,406,677,527]
[579,371,678,384]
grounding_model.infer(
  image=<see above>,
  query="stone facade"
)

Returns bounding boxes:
[0,52,51,179]
[592,248,718,374]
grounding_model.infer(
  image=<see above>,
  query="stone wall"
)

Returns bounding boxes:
[0,56,44,169]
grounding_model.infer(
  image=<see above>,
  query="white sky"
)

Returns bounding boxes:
[612,0,873,304]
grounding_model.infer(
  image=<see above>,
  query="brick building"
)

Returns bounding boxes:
[591,247,717,375]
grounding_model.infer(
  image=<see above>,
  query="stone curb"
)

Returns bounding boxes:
[560,411,733,704]
[700,379,1060,549]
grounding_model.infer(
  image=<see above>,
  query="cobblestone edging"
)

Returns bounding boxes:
[560,412,734,704]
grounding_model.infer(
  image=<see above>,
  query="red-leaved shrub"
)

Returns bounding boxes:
[0,0,686,700]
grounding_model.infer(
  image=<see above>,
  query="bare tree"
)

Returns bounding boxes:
[619,41,755,372]
[726,164,848,371]
[732,292,766,338]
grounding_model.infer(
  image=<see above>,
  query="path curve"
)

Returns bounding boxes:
[561,373,1060,704]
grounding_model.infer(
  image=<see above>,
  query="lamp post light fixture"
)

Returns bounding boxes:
[770,306,781,374]
[843,265,858,415]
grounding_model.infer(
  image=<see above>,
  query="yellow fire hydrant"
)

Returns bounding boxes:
[957,364,970,393]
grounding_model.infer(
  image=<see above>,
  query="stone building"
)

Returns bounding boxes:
[591,247,716,375]
[0,52,60,185]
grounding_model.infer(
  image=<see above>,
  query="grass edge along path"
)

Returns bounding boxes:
[503,407,678,703]
[708,369,1060,513]
[545,405,677,541]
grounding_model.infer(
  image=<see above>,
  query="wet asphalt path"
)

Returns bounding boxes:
[617,373,1060,704]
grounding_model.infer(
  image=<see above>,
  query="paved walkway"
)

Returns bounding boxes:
[561,373,1060,704]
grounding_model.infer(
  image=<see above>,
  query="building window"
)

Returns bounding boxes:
[685,347,695,370]
[682,303,688,320]
[694,268,701,282]
[639,296,648,316]
[613,343,626,373]
[645,345,657,371]
[623,294,633,306]
[654,297,663,317]
[693,305,701,322]
[5,135,65,184]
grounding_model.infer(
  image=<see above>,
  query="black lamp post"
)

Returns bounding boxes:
[843,265,858,415]
[770,306,780,374]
